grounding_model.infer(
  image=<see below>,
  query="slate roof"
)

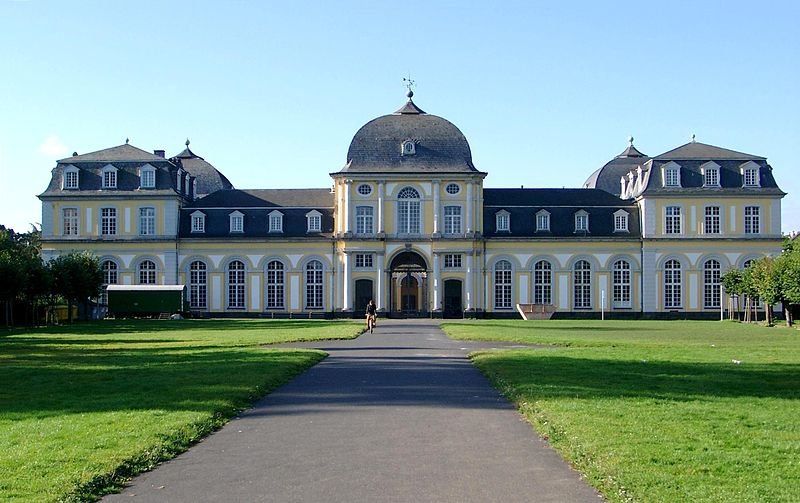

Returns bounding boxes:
[180,189,334,238]
[58,144,168,163]
[640,142,783,196]
[483,188,640,238]
[583,142,650,197]
[335,97,482,175]
[171,146,233,196]
[40,143,183,198]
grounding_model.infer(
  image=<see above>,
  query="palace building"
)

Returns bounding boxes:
[38,91,785,318]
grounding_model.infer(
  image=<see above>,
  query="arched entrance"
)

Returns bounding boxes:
[389,250,428,317]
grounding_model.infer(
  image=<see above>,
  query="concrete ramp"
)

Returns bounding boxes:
[516,303,556,320]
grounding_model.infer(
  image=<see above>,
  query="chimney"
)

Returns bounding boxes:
[154,149,165,158]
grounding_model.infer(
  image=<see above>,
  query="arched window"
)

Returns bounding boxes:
[100,260,118,305]
[574,260,591,309]
[138,260,156,285]
[189,261,207,309]
[612,260,631,308]
[664,260,682,309]
[227,260,246,309]
[494,260,512,309]
[704,259,721,309]
[305,260,324,309]
[533,260,552,304]
[397,187,421,234]
[266,260,285,309]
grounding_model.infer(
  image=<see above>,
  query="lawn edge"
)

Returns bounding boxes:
[59,350,327,503]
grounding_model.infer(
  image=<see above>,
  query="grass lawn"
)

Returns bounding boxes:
[0,319,362,502]
[442,320,800,503]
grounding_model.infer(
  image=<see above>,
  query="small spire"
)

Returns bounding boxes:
[125,137,129,144]
[691,133,696,143]
[403,74,416,99]
[185,138,191,147]
[628,136,634,146]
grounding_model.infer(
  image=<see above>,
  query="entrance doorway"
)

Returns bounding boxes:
[443,279,463,318]
[389,251,428,317]
[354,279,373,317]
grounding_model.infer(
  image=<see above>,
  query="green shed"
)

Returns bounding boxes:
[106,285,188,317]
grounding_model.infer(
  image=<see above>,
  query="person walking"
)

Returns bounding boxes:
[365,299,377,333]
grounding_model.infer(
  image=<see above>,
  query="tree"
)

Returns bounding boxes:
[778,247,800,326]
[49,252,103,322]
[747,256,782,325]
[0,225,43,326]
[721,269,745,320]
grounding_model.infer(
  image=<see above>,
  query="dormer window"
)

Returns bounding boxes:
[613,209,629,232]
[662,161,681,187]
[102,165,118,189]
[401,140,416,156]
[191,211,206,233]
[269,210,283,233]
[535,210,550,232]
[229,211,244,233]
[575,210,589,232]
[496,210,510,232]
[63,166,79,189]
[306,210,322,233]
[740,161,761,187]
[139,165,156,189]
[701,161,721,187]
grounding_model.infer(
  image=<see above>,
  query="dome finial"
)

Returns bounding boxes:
[691,133,696,143]
[185,138,191,147]
[403,74,415,99]
[125,137,129,144]
[628,136,634,146]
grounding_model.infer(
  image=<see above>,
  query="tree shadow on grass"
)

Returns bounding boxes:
[473,353,800,401]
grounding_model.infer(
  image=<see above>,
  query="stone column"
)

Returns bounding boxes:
[466,181,474,235]
[377,181,385,234]
[432,179,441,236]
[335,251,342,310]
[343,179,352,235]
[376,252,385,311]
[343,251,352,311]
[432,252,441,311]
[465,252,474,310]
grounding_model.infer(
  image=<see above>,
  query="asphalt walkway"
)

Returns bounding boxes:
[105,319,602,502]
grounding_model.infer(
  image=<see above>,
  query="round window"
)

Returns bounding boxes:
[357,184,372,196]
[445,183,460,195]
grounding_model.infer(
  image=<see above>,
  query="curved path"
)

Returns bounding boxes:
[106,320,601,502]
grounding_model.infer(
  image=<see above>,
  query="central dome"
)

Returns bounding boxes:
[337,97,478,174]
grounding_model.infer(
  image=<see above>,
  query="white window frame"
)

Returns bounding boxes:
[665,206,682,234]
[613,209,629,232]
[664,259,682,309]
[573,260,592,309]
[401,140,416,156]
[662,161,681,187]
[102,165,118,189]
[62,207,79,236]
[701,161,721,187]
[443,205,462,235]
[268,210,284,233]
[189,260,207,309]
[191,211,205,233]
[355,253,374,269]
[535,210,550,232]
[266,260,285,309]
[533,260,552,305]
[139,164,156,189]
[138,260,157,285]
[494,260,513,309]
[227,260,246,309]
[355,206,374,235]
[740,161,761,187]
[496,210,510,232]
[612,259,631,308]
[139,207,156,236]
[306,210,322,233]
[574,210,589,232]
[63,166,79,189]
[305,260,324,309]
[397,187,421,234]
[445,183,460,195]
[229,211,244,233]
[444,253,462,269]
[703,259,721,309]
[357,184,372,196]
[704,206,721,234]
[744,206,760,234]
[101,207,117,236]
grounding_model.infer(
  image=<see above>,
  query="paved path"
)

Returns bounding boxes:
[106,320,601,502]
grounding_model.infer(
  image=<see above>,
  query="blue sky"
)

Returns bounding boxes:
[1,0,798,233]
